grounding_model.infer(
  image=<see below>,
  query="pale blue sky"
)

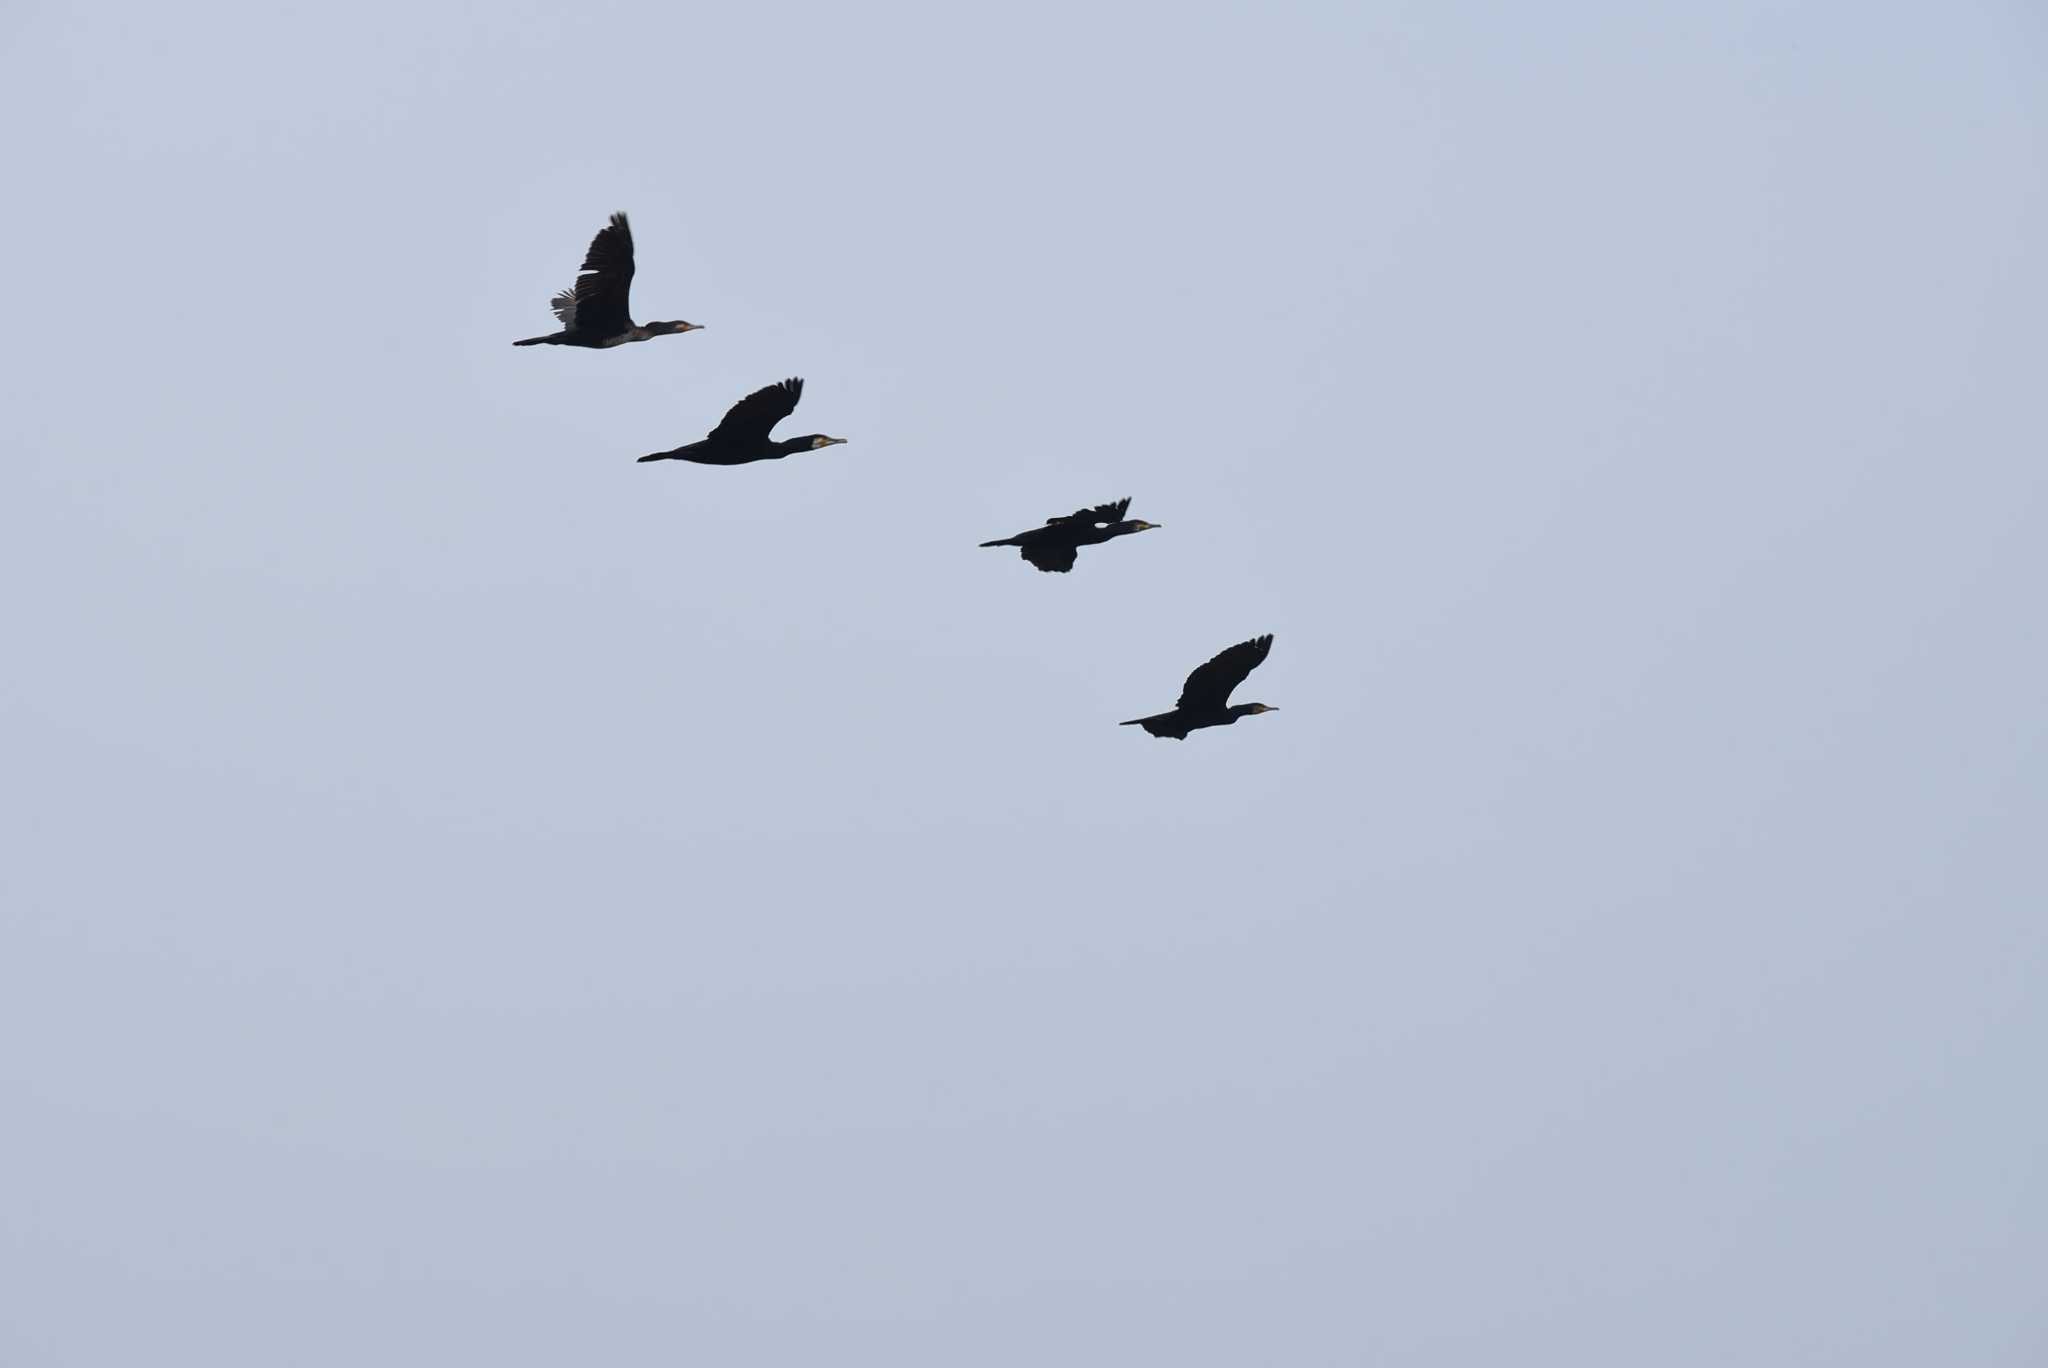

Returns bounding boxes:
[3,2,2045,1363]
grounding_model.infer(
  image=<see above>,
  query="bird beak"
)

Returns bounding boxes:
[823,436,849,447]
[1142,521,1162,531]
[684,322,705,332]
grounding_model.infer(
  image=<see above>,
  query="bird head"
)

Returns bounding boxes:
[1245,703,1278,715]
[652,320,705,335]
[805,435,850,450]
[1129,520,1161,532]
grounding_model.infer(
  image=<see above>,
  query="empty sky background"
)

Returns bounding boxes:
[3,1,2045,1363]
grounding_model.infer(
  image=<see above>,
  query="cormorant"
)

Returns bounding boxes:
[978,498,1160,573]
[1122,635,1279,739]
[637,378,848,465]
[513,213,702,348]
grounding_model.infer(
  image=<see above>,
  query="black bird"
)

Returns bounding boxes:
[979,497,1160,573]
[637,378,848,465]
[1122,635,1279,739]
[513,213,702,348]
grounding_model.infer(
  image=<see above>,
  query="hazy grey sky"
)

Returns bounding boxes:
[3,1,2044,1363]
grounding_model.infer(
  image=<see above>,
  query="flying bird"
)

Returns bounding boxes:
[978,498,1160,573]
[637,378,848,465]
[1121,635,1279,739]
[513,212,702,348]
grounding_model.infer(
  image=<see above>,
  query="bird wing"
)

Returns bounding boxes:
[1046,497,1130,527]
[709,377,803,444]
[1177,634,1273,710]
[563,212,636,334]
[549,287,579,327]
[1021,544,1078,573]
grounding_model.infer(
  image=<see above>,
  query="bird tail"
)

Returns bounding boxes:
[1119,718,1143,726]
[978,538,1015,548]
[636,452,673,463]
[511,334,556,346]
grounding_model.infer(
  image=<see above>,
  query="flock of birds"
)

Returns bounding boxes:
[515,213,1281,741]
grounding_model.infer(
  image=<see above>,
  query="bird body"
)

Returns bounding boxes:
[980,498,1159,573]
[513,212,701,348]
[638,378,848,466]
[1122,634,1279,739]
[540,325,673,350]
[1122,701,1277,739]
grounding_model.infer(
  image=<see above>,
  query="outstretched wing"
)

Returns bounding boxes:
[549,287,579,327]
[1021,544,1078,573]
[1047,496,1130,527]
[709,377,804,444]
[1178,634,1273,710]
[562,212,636,335]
